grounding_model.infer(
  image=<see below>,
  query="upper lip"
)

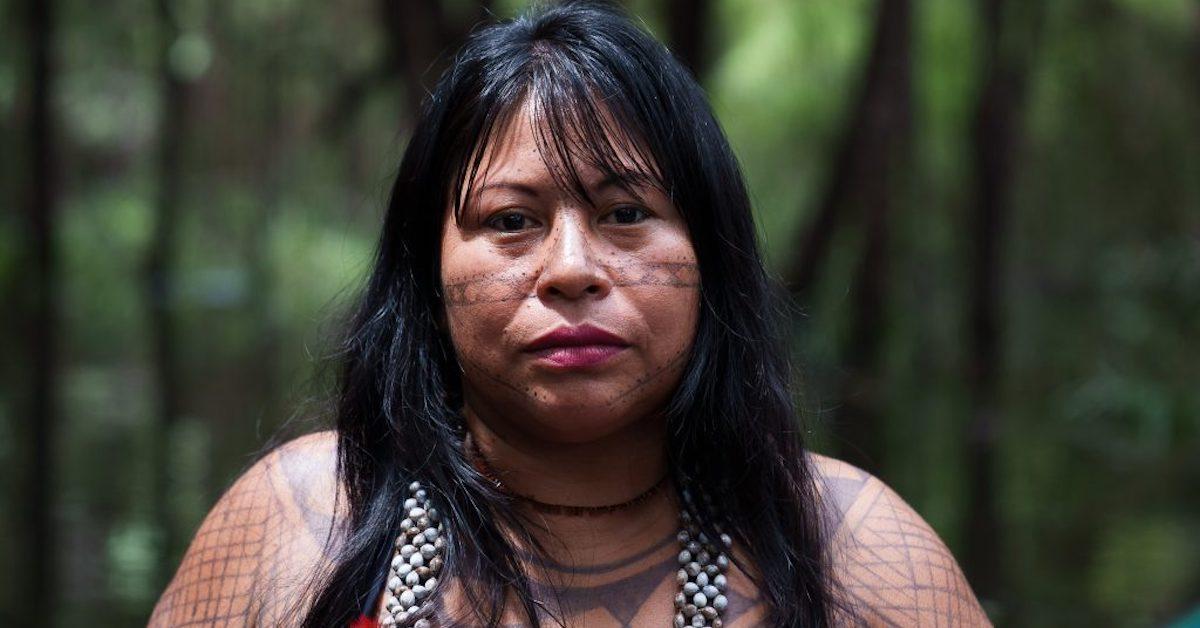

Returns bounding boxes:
[525,324,630,352]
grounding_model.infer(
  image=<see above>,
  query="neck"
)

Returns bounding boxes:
[460,400,678,572]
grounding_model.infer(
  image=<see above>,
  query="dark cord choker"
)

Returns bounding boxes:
[464,433,669,517]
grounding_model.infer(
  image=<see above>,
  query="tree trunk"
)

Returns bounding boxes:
[148,0,189,589]
[786,0,911,304]
[22,0,58,618]
[384,0,451,117]
[243,29,286,467]
[837,179,897,475]
[667,0,713,80]
[324,0,496,136]
[963,0,1042,606]
[1193,0,1200,98]
[791,0,913,474]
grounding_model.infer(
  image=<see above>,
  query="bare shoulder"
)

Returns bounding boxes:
[807,453,992,627]
[148,430,343,627]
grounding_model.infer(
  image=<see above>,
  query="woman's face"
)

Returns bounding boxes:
[439,103,700,445]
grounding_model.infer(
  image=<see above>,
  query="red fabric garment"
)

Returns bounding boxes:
[350,614,379,628]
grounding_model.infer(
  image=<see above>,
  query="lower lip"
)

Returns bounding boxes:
[529,345,627,368]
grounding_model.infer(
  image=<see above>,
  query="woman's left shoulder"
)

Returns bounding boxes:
[805,452,993,627]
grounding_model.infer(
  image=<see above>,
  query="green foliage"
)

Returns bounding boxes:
[711,0,874,265]
[1091,514,1199,625]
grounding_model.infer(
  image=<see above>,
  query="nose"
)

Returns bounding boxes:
[535,211,611,302]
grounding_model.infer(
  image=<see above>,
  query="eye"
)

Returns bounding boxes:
[604,205,649,225]
[486,211,539,232]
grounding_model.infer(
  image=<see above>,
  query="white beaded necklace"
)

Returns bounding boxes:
[378,481,732,628]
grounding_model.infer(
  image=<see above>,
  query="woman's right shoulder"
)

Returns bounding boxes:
[148,430,344,627]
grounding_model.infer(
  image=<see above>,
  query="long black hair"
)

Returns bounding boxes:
[300,1,846,625]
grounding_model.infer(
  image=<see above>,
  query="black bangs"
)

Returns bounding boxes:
[447,8,671,224]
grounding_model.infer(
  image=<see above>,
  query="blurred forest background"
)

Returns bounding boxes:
[3,0,1199,625]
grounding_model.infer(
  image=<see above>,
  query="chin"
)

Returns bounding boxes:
[519,395,652,445]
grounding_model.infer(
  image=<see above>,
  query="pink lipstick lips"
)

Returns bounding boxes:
[524,323,630,369]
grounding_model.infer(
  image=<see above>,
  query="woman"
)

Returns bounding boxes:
[150,1,988,626]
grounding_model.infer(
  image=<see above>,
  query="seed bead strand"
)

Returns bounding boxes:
[379,482,731,628]
[674,488,731,628]
[380,481,444,627]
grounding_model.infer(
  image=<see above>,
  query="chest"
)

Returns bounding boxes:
[373,547,767,627]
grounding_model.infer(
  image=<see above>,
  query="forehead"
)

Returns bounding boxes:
[456,97,663,212]
[475,103,551,183]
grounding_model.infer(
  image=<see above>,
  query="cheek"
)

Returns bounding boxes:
[603,249,702,382]
[440,267,538,365]
[638,282,699,361]
[620,246,702,343]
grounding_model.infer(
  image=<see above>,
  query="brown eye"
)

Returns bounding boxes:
[607,205,648,224]
[487,211,537,232]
